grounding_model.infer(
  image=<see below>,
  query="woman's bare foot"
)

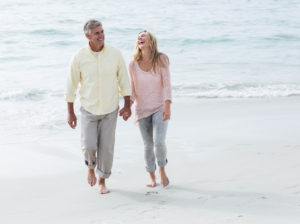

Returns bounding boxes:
[161,176,169,187]
[159,167,169,187]
[87,169,97,186]
[146,171,157,187]
[99,178,110,194]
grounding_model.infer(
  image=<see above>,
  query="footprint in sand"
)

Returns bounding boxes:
[259,196,267,199]
[145,191,158,196]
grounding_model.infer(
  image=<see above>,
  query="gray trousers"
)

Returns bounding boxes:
[138,109,168,172]
[80,107,118,178]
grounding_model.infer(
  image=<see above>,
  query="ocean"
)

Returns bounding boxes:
[0,0,300,141]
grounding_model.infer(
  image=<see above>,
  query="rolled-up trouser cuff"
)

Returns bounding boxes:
[96,168,111,179]
[85,160,96,169]
[146,164,156,172]
[157,159,168,167]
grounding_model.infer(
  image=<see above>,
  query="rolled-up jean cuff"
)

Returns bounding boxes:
[146,164,156,172]
[96,168,111,179]
[158,159,168,167]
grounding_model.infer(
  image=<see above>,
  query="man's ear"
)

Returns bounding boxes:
[85,33,90,39]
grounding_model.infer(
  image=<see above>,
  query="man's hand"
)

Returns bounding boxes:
[67,102,77,129]
[119,106,131,121]
[68,112,77,129]
[162,100,171,121]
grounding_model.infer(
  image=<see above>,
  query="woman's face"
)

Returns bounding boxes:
[137,32,150,50]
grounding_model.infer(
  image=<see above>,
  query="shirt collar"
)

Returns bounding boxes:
[87,43,106,56]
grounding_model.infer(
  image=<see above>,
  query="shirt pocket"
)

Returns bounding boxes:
[80,58,98,82]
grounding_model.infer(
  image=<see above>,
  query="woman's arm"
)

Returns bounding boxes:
[160,54,172,121]
[163,100,171,121]
[128,61,137,105]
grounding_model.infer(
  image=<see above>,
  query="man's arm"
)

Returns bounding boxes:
[117,51,132,121]
[67,102,77,129]
[65,54,80,129]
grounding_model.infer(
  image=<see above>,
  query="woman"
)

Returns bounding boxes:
[128,30,172,187]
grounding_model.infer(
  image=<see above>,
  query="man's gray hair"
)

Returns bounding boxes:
[83,19,102,34]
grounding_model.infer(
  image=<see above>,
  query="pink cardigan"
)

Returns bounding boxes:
[128,59,172,122]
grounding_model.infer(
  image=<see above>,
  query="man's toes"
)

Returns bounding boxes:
[146,183,157,187]
[91,177,96,186]
[101,189,110,194]
[99,186,110,194]
[88,174,97,186]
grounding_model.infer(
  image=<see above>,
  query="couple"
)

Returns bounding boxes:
[65,19,172,194]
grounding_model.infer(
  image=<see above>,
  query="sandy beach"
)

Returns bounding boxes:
[1,97,300,224]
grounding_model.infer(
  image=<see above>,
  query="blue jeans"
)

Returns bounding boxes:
[138,109,168,172]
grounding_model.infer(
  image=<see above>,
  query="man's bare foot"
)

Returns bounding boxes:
[146,171,157,187]
[99,184,110,194]
[99,178,110,194]
[87,169,97,186]
[159,167,169,187]
[146,181,157,187]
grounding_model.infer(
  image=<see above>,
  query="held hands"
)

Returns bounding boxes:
[68,112,77,129]
[119,106,132,121]
[120,96,132,121]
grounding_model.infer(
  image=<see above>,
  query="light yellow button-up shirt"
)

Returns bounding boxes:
[65,44,132,115]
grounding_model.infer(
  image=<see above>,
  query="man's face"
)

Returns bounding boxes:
[86,26,105,47]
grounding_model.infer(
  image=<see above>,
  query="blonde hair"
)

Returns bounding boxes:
[133,30,169,72]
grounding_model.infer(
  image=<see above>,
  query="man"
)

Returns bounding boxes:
[65,19,131,194]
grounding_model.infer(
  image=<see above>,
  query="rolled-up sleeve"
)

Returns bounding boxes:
[117,52,132,96]
[64,55,80,102]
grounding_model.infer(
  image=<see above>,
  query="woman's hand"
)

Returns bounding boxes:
[162,100,171,121]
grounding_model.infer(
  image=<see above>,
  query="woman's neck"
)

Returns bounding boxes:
[141,49,151,61]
